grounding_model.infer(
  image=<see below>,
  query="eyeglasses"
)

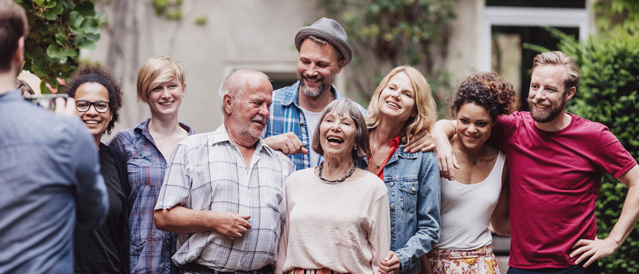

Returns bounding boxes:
[75,100,110,113]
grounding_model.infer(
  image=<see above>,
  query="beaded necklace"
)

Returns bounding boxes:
[318,162,356,183]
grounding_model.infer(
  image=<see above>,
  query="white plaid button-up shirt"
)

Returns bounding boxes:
[156,125,294,272]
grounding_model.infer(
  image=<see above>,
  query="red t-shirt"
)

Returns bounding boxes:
[492,111,637,269]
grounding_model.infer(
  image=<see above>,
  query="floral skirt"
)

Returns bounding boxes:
[291,268,348,274]
[427,245,501,274]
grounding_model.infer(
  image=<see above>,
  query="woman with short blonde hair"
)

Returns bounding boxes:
[109,56,195,274]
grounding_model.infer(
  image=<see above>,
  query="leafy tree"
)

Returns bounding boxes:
[593,0,639,33]
[17,0,105,93]
[319,0,456,109]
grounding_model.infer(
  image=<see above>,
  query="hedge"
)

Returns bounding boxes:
[558,28,639,274]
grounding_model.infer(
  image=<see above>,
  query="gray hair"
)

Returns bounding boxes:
[218,69,270,112]
[312,98,369,160]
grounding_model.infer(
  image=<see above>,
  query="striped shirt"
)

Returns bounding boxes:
[108,119,195,274]
[264,81,367,170]
[155,125,294,272]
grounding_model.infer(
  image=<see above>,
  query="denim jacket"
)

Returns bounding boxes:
[357,147,441,274]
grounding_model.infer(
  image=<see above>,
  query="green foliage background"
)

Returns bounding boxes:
[319,0,456,114]
[555,26,639,274]
[17,0,104,93]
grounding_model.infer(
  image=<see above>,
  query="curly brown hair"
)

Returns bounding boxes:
[450,72,518,121]
[66,63,123,134]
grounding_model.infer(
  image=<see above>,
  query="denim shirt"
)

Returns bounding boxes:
[357,146,441,274]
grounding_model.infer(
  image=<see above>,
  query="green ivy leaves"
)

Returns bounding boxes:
[19,0,105,93]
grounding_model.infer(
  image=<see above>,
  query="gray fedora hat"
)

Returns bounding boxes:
[294,17,353,66]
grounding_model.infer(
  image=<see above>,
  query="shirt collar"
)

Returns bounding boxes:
[210,125,272,156]
[0,90,23,102]
[133,118,195,143]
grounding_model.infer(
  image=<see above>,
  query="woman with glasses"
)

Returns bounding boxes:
[109,56,195,274]
[66,63,130,274]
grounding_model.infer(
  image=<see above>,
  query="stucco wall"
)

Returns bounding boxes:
[88,0,324,135]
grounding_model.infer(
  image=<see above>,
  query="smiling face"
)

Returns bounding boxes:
[225,75,273,142]
[376,71,417,123]
[147,79,185,117]
[455,102,494,150]
[74,82,113,140]
[318,111,357,160]
[297,38,344,98]
[528,64,574,124]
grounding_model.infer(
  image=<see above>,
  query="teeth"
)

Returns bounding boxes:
[535,103,549,109]
[85,121,99,124]
[388,102,399,108]
[327,136,343,143]
[160,101,173,106]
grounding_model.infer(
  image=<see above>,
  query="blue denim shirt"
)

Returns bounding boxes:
[0,90,108,273]
[358,147,441,274]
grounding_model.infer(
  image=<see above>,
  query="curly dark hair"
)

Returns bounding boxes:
[66,63,123,134]
[450,72,518,121]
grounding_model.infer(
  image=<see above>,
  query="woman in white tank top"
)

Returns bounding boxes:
[426,72,518,274]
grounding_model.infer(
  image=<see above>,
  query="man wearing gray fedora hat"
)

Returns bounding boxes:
[264,17,366,171]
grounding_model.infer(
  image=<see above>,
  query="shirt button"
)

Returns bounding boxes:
[411,185,416,191]
[390,203,395,210]
[300,122,305,127]
[391,227,395,233]
[389,181,395,187]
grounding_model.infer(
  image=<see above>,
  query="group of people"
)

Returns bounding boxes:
[1,1,638,274]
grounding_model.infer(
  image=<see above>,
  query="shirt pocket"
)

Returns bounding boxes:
[398,179,419,214]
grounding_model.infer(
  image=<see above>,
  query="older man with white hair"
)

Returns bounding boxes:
[154,69,294,274]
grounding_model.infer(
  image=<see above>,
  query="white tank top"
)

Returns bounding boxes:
[434,151,506,250]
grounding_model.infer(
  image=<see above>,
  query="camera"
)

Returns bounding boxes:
[24,94,69,111]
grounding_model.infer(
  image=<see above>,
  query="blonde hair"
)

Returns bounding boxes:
[366,65,437,144]
[136,56,185,103]
[532,51,580,92]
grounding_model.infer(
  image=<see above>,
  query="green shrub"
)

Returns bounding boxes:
[558,28,639,274]
[18,0,105,93]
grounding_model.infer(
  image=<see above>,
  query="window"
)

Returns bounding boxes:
[481,2,588,109]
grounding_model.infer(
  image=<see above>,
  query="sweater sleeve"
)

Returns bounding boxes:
[369,191,391,274]
[275,179,291,274]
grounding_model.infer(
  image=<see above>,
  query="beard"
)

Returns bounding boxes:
[247,114,267,138]
[299,75,329,98]
[528,97,567,123]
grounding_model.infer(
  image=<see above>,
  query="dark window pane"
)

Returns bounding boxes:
[265,72,298,90]
[491,26,580,110]
[486,0,585,8]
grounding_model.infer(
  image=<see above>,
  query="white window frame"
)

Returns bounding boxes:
[480,5,590,71]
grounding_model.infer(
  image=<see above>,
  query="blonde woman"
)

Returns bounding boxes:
[109,56,195,274]
[364,66,441,274]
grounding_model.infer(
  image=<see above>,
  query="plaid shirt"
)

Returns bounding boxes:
[263,81,367,170]
[155,125,294,272]
[108,119,195,274]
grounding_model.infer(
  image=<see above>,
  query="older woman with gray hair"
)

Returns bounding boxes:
[276,98,391,274]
